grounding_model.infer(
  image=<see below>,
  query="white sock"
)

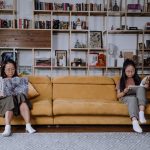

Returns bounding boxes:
[2,125,11,137]
[132,120,142,133]
[26,123,36,134]
[139,111,146,124]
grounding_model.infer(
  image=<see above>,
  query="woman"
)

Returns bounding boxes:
[116,59,147,133]
[0,59,36,137]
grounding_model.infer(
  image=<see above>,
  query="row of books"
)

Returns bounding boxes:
[35,20,51,29]
[0,19,31,29]
[34,0,103,11]
[34,20,88,30]
[18,19,32,29]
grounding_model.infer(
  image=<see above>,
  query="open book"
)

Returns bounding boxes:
[0,77,28,97]
[140,76,150,87]
[128,76,150,89]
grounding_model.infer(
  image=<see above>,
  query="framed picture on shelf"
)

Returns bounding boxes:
[88,53,98,66]
[146,40,150,49]
[55,50,67,67]
[19,66,32,75]
[139,43,146,50]
[124,52,133,60]
[90,31,103,48]
[1,51,18,63]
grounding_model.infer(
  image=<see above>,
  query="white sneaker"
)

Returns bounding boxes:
[26,123,36,134]
[139,111,146,124]
[2,125,11,137]
[132,120,143,133]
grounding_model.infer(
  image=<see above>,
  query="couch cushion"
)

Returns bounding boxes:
[53,76,114,84]
[53,99,129,116]
[31,100,52,116]
[111,76,120,85]
[26,75,52,101]
[28,82,39,99]
[53,76,117,101]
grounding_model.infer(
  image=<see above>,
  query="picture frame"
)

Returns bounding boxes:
[1,50,18,63]
[124,52,133,60]
[88,53,98,66]
[139,43,143,50]
[146,40,150,49]
[90,31,103,48]
[139,43,146,50]
[55,50,67,67]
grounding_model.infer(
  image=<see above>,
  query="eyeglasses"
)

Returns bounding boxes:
[125,70,135,73]
[5,68,15,72]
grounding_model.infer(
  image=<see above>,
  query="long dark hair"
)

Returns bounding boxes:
[1,59,18,78]
[120,59,141,92]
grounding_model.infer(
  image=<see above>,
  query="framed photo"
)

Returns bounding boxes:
[146,40,150,49]
[88,53,98,66]
[124,52,133,60]
[139,43,146,50]
[1,51,18,63]
[55,50,67,67]
[90,31,103,48]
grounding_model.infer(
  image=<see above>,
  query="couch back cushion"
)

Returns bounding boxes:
[27,75,52,101]
[53,76,117,101]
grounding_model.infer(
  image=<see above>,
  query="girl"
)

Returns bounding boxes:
[0,59,36,137]
[116,59,147,133]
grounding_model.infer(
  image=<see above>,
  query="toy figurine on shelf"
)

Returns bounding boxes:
[74,40,80,48]
[96,53,106,67]
[76,18,82,30]
[113,0,119,11]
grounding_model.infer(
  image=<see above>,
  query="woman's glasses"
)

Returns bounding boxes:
[5,68,15,72]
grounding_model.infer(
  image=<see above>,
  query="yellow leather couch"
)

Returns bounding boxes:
[0,75,150,125]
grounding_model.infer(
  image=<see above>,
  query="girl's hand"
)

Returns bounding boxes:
[144,84,149,88]
[123,87,129,94]
[144,76,150,88]
[145,76,150,84]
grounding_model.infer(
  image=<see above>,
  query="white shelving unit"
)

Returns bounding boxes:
[0,0,150,76]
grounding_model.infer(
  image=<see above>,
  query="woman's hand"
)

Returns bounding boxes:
[123,87,129,94]
[143,76,150,88]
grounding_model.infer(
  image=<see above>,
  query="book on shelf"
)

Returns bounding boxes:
[18,18,31,29]
[127,4,142,12]
[35,20,51,29]
[0,77,28,97]
[34,1,103,11]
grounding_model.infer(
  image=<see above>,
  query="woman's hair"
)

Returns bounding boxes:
[1,59,18,78]
[119,59,141,92]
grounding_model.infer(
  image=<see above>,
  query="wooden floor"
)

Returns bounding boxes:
[0,125,150,133]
